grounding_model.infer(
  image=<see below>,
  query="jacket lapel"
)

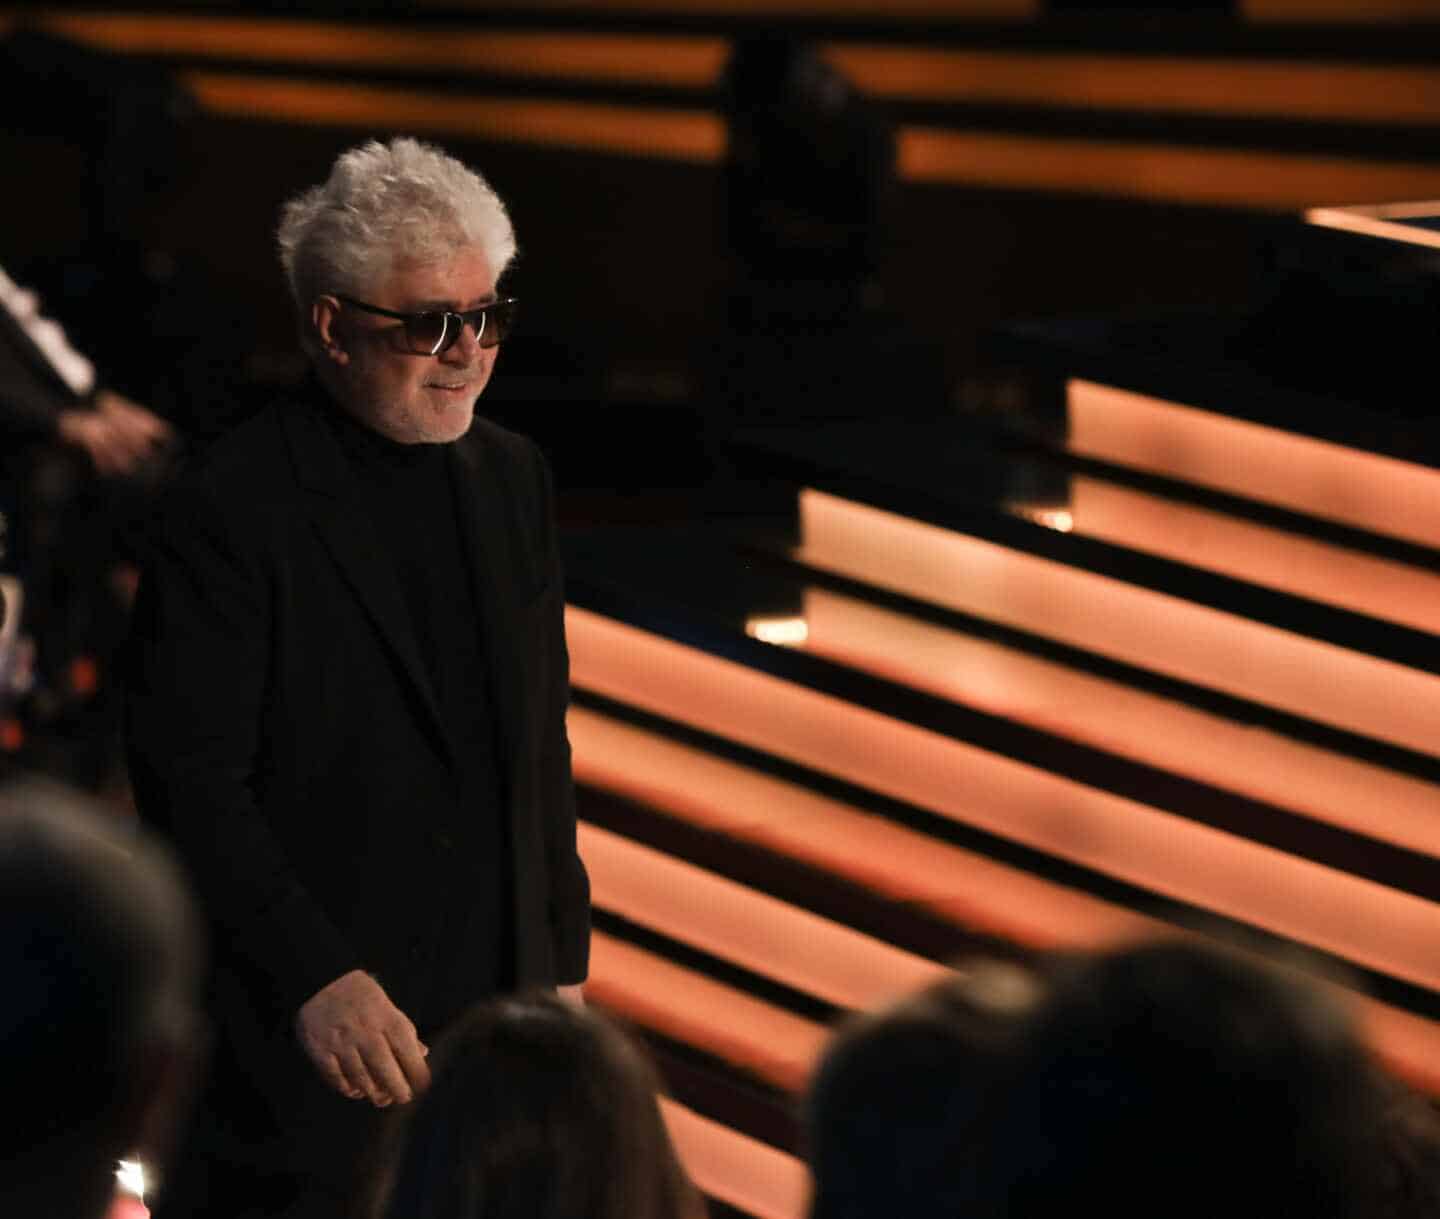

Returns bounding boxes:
[281,395,457,775]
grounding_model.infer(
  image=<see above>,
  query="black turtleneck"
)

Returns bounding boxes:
[323,398,512,1023]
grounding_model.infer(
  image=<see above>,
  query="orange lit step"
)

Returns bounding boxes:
[571,704,1157,950]
[567,606,1440,998]
[579,821,948,1011]
[661,1099,809,1219]
[1362,1001,1440,1098]
[570,690,1440,1098]
[586,929,827,1095]
[1050,473,1440,637]
[783,586,1440,860]
[1067,378,1440,551]
[794,488,1440,759]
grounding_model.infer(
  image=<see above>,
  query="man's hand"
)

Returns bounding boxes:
[57,390,171,477]
[296,970,430,1107]
[557,983,585,1008]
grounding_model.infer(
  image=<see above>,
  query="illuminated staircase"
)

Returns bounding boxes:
[562,301,1440,1216]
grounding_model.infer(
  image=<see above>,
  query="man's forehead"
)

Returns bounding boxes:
[376,250,497,309]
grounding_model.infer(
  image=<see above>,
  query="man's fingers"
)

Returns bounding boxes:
[342,1048,393,1108]
[316,1052,363,1101]
[296,971,427,1105]
[390,1027,431,1098]
[97,392,172,453]
[92,423,146,475]
[116,410,170,448]
[358,1037,412,1106]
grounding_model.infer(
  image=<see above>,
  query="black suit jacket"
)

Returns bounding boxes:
[125,387,590,1061]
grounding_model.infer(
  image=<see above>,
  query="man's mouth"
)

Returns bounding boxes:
[427,382,472,392]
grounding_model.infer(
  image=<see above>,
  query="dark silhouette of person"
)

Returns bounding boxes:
[370,992,703,1219]
[0,773,204,1219]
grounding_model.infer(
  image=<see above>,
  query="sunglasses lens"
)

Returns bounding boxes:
[403,313,451,355]
[395,302,517,353]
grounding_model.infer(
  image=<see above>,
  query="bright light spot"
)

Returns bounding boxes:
[745,616,810,647]
[116,1160,146,1201]
[1014,506,1074,533]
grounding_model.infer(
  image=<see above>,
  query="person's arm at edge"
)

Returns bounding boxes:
[0,330,71,441]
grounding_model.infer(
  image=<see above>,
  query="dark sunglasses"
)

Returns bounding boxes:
[337,294,518,355]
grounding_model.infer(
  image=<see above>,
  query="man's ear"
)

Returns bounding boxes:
[312,296,349,366]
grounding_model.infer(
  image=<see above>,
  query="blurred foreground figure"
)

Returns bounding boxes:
[370,992,703,1219]
[0,261,174,787]
[0,262,171,473]
[0,775,203,1219]
[990,940,1388,1219]
[805,960,1045,1219]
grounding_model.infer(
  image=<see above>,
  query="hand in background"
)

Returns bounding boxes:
[57,390,172,477]
[296,969,431,1107]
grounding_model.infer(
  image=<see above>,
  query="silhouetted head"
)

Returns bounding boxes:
[373,992,701,1219]
[0,775,203,1219]
[988,940,1385,1219]
[1367,1069,1440,1219]
[806,959,1046,1219]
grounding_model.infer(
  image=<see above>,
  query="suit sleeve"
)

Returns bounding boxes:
[0,323,70,441]
[529,444,591,983]
[125,480,362,1018]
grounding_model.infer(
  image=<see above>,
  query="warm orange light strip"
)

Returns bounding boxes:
[579,821,948,1010]
[797,489,1440,759]
[183,74,724,162]
[826,45,1440,125]
[571,658,1440,1094]
[167,74,1440,211]
[1069,379,1440,551]
[1059,475,1440,637]
[1307,202,1440,250]
[570,704,1158,949]
[40,14,730,88]
[587,931,827,1094]
[37,12,1440,126]
[567,605,1440,992]
[572,705,1440,1096]
[421,0,1036,15]
[1242,0,1438,21]
[899,126,1440,210]
[1362,1001,1440,1098]
[661,1099,810,1219]
[790,587,1440,859]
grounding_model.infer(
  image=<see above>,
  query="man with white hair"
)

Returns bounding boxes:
[125,138,590,1219]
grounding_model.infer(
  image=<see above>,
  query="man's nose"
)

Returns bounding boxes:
[441,318,483,363]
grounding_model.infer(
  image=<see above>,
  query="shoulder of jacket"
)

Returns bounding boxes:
[163,405,291,529]
[186,402,287,482]
[466,413,541,467]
